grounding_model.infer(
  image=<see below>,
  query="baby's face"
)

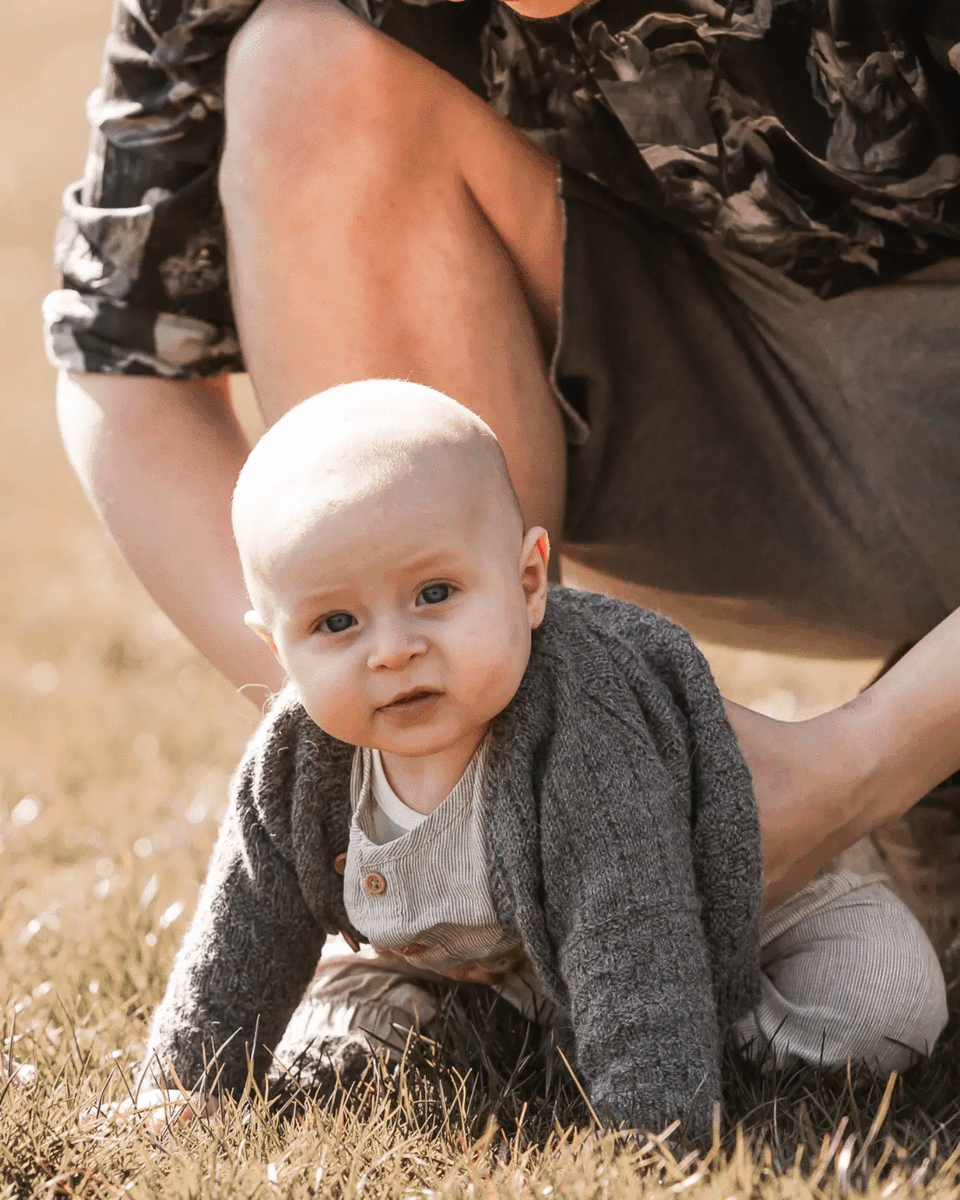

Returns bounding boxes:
[252,472,547,763]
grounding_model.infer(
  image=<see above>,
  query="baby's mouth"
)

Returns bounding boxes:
[380,687,441,712]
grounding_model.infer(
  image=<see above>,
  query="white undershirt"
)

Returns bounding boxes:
[368,749,429,844]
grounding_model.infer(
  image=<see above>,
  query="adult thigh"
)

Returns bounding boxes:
[221,0,562,339]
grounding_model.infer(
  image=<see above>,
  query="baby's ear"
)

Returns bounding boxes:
[520,527,549,629]
[244,611,279,657]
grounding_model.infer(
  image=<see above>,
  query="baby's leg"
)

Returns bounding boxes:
[735,869,948,1074]
[271,951,443,1094]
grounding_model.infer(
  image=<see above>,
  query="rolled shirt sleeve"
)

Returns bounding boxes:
[44,0,259,377]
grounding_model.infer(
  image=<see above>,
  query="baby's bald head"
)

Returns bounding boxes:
[233,381,525,622]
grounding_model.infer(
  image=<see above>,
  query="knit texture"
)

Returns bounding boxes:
[142,588,761,1134]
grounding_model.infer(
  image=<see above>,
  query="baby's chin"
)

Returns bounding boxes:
[371,725,490,761]
[449,0,584,15]
[497,0,587,16]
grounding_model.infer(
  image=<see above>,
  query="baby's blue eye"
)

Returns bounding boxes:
[320,612,356,634]
[418,583,451,606]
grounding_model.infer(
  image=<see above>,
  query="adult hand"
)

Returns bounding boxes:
[727,606,960,908]
[724,699,877,909]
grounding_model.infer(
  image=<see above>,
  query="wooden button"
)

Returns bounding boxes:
[333,853,347,876]
[341,930,360,953]
[364,871,387,896]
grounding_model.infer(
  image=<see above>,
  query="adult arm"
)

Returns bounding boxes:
[728,606,960,908]
[56,370,283,696]
[46,0,284,695]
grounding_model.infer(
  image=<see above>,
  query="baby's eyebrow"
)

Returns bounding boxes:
[404,552,459,573]
[289,587,352,614]
[400,539,474,568]
[284,546,469,615]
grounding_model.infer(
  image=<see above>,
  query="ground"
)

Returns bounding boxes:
[2,1,958,1196]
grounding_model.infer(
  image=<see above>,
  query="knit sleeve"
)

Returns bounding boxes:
[564,588,762,1028]
[539,698,723,1138]
[140,724,331,1096]
[44,0,254,377]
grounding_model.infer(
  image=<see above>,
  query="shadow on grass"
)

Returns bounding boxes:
[262,967,960,1190]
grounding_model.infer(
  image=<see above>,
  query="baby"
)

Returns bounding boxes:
[139,381,947,1135]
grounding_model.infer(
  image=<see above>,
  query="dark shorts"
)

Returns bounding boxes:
[553,165,960,653]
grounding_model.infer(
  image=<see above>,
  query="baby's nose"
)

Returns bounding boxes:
[367,620,426,669]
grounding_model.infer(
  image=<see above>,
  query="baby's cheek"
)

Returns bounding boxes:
[326,700,371,745]
[475,642,528,710]
[301,671,369,744]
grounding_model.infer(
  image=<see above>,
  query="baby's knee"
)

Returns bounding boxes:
[841,904,948,1073]
[738,888,948,1074]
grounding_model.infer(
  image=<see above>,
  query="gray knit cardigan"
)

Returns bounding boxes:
[143,587,762,1133]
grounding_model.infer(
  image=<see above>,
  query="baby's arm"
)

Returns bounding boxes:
[540,738,728,1137]
[140,741,330,1097]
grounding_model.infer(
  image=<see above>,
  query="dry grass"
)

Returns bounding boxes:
[5,0,960,1194]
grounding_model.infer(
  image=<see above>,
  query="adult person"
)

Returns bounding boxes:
[46,0,960,906]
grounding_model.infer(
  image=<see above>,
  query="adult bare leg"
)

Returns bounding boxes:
[219,0,566,545]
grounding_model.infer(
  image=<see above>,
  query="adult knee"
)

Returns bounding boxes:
[220,0,408,211]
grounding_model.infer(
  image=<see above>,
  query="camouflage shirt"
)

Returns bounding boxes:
[44,0,960,379]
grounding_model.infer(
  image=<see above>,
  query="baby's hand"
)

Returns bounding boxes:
[84,1087,218,1134]
[0,1056,35,1088]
